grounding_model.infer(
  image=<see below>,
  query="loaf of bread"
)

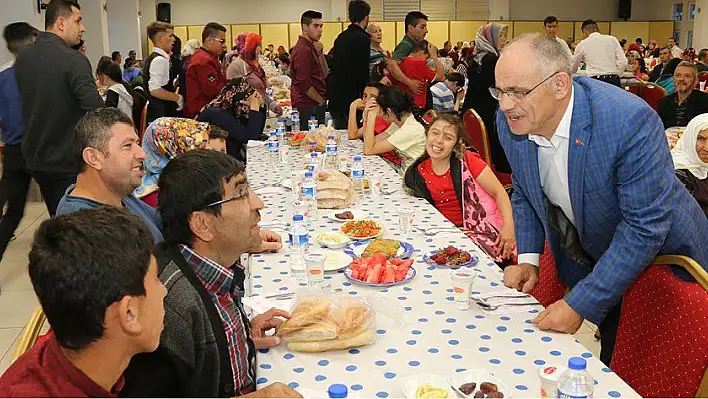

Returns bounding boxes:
[276,296,375,352]
[286,329,376,353]
[316,170,354,209]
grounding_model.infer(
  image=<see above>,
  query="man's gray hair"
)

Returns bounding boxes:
[677,61,698,74]
[503,33,572,77]
[73,108,134,171]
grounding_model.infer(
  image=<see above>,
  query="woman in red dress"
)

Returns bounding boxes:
[404,113,516,263]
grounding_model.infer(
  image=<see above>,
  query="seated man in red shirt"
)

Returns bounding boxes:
[388,39,444,110]
[185,22,228,118]
[0,206,166,398]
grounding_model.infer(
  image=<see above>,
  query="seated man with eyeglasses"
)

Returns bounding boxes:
[185,22,228,118]
[121,150,300,398]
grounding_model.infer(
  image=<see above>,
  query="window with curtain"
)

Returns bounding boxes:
[455,0,490,20]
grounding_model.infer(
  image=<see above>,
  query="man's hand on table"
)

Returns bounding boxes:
[241,382,302,398]
[503,262,538,293]
[251,229,283,253]
[533,299,584,334]
[250,309,291,349]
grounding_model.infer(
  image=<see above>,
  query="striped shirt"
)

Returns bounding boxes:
[430,81,456,112]
[179,244,255,396]
[369,45,387,77]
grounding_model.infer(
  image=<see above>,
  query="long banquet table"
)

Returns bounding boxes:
[245,137,639,398]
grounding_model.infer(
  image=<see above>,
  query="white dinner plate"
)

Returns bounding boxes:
[323,251,353,272]
[326,210,368,222]
[448,369,513,398]
[399,374,459,399]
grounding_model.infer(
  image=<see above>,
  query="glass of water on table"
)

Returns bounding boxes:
[398,207,414,235]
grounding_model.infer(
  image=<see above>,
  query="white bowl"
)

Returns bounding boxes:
[447,369,512,398]
[399,374,458,399]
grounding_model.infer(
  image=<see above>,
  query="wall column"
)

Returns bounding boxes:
[80,0,110,69]
[107,0,142,61]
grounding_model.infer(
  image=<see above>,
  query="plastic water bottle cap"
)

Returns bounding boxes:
[270,132,276,136]
[293,214,304,222]
[305,172,313,178]
[353,155,362,161]
[278,117,283,122]
[328,136,335,140]
[311,153,318,158]
[568,357,587,370]
[293,108,298,112]
[328,384,348,398]
[310,115,316,120]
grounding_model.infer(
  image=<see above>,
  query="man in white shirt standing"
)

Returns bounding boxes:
[571,20,627,87]
[494,33,708,366]
[543,16,572,56]
[668,37,683,59]
[144,21,184,124]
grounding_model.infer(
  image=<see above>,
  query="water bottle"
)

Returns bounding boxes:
[557,357,594,399]
[276,118,286,151]
[328,384,348,398]
[267,131,279,167]
[324,111,332,128]
[301,171,318,216]
[308,115,317,132]
[351,155,364,194]
[309,152,320,178]
[292,108,300,131]
[289,214,308,281]
[266,87,274,101]
[325,135,337,170]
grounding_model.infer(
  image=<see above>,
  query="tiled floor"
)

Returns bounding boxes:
[0,202,602,375]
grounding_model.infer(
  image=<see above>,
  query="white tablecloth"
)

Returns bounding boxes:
[245,138,638,398]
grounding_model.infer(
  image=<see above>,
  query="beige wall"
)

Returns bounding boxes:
[165,0,339,25]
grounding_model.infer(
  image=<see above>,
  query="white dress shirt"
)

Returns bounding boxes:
[147,47,171,92]
[571,32,628,76]
[518,87,575,267]
[670,45,683,59]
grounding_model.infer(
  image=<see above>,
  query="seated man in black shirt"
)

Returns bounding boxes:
[658,61,708,128]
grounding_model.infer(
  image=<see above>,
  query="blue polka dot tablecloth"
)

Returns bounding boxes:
[246,139,639,398]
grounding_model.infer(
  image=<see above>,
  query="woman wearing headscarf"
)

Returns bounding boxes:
[226,32,282,118]
[672,114,708,216]
[461,23,510,174]
[134,118,211,207]
[646,40,660,58]
[178,38,201,98]
[197,77,265,163]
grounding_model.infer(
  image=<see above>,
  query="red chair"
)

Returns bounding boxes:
[639,83,667,111]
[611,255,708,398]
[529,241,567,308]
[139,100,150,141]
[696,71,708,89]
[462,109,492,166]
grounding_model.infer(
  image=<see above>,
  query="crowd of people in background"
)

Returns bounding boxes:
[0,0,707,397]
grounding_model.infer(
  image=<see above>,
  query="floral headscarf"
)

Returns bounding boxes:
[134,118,210,198]
[202,77,255,118]
[473,23,507,65]
[672,113,708,179]
[237,32,266,83]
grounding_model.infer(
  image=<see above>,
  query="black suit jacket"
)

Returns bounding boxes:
[326,24,371,113]
[648,62,664,82]
[657,90,708,128]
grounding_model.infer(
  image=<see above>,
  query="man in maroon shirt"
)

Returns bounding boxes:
[185,22,228,118]
[290,10,327,131]
[0,207,166,397]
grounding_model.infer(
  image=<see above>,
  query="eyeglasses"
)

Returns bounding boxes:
[489,72,560,103]
[212,37,226,44]
[197,186,250,211]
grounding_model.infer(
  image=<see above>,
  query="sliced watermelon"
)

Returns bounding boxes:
[382,264,396,284]
[366,263,384,283]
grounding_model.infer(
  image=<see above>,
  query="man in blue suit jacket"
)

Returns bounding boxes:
[495,34,708,365]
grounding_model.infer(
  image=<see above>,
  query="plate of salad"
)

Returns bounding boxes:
[340,219,383,240]
[423,246,478,268]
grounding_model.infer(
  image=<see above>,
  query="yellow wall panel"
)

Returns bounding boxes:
[260,24,290,52]
[173,26,189,44]
[574,21,609,40]
[187,25,203,42]
[649,21,675,44]
[376,21,397,54]
[396,21,405,43]
[425,21,449,49]
[449,21,485,44]
[610,22,650,44]
[320,22,344,53]
[512,21,542,38]
[289,23,301,49]
[557,22,575,42]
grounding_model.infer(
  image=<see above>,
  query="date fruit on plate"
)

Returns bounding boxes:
[461,381,503,398]
[348,253,413,284]
[459,383,476,395]
[428,246,472,266]
[335,211,355,220]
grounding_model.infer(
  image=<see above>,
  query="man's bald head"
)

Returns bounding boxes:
[500,33,572,80]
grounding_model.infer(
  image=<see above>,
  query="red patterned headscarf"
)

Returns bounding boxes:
[237,32,266,83]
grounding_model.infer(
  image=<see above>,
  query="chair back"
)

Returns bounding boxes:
[639,83,667,111]
[697,71,708,85]
[12,305,47,363]
[611,255,708,398]
[422,109,437,125]
[139,100,150,140]
[529,241,567,308]
[462,109,492,166]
